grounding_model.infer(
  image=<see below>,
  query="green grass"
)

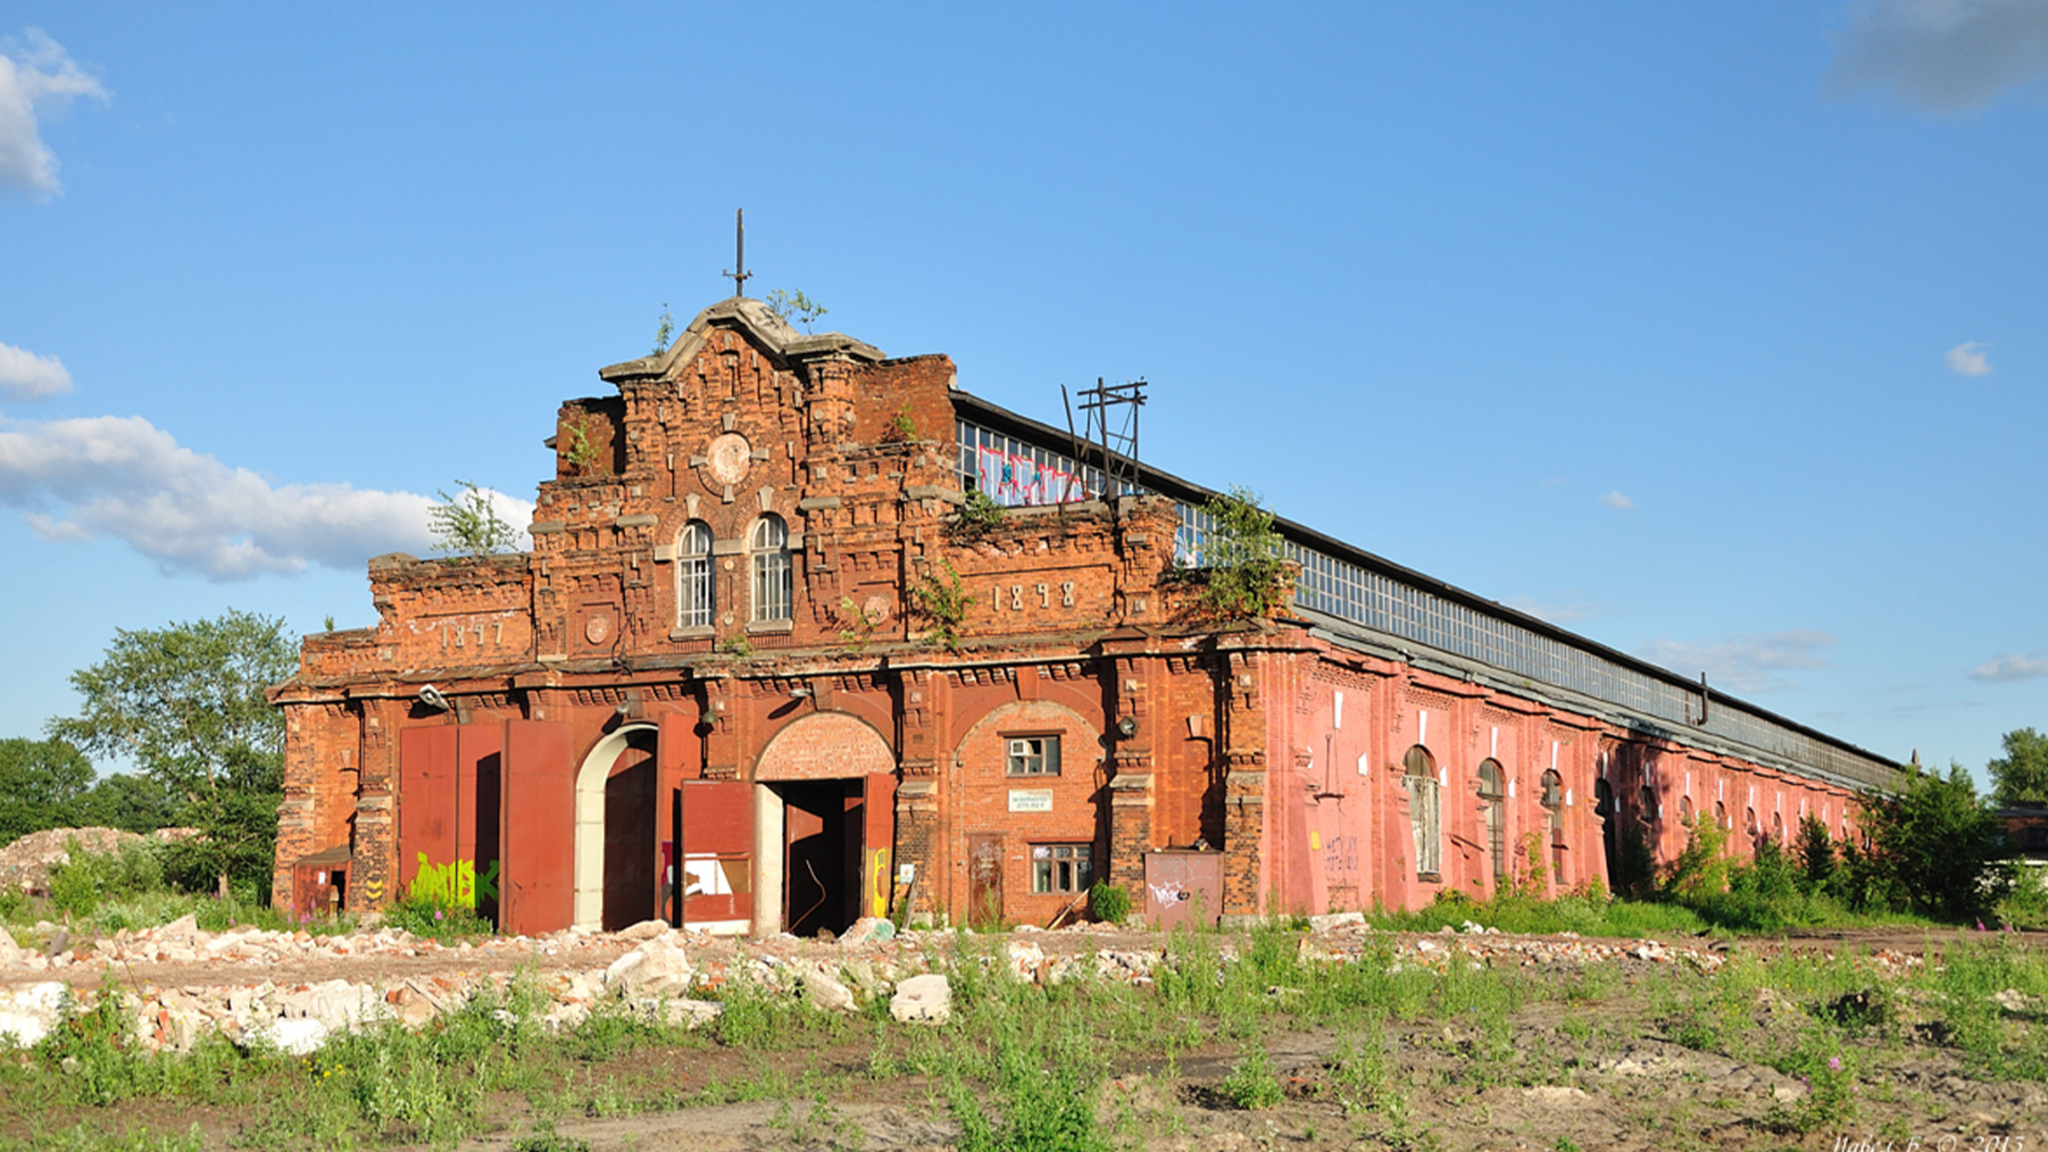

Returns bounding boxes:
[4,903,2047,1149]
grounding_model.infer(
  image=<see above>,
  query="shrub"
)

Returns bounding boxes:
[1220,1042,1285,1110]
[1088,881,1131,925]
[47,839,166,917]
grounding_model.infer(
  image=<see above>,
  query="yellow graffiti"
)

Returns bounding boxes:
[867,848,890,919]
[410,854,500,908]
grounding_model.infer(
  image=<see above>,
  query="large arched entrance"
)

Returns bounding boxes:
[754,712,896,938]
[572,724,660,931]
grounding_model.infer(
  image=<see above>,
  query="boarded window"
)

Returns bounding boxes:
[1477,759,1505,882]
[1405,746,1440,879]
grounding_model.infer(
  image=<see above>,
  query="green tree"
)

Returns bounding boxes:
[74,772,175,834]
[764,288,828,333]
[48,610,296,898]
[1194,486,1289,618]
[428,480,520,557]
[1988,727,2048,808]
[0,737,95,844]
[1856,762,2014,921]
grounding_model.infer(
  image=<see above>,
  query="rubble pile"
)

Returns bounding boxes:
[0,828,145,897]
[0,911,1908,1058]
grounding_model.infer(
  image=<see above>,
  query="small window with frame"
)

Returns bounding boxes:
[1006,735,1060,777]
[1031,843,1093,894]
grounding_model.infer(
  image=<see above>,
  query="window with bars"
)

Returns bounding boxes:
[750,515,791,622]
[1031,843,1093,894]
[677,521,713,628]
[1007,735,1060,777]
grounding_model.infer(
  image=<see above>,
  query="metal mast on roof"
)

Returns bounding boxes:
[1059,376,1147,505]
[723,209,751,298]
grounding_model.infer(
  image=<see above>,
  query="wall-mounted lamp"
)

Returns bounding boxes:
[790,686,812,699]
[1115,716,1138,739]
[418,684,451,712]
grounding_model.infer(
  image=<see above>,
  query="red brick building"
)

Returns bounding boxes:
[270,296,1899,934]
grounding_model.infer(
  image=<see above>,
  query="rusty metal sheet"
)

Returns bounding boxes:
[862,772,895,921]
[679,779,752,929]
[1145,850,1221,930]
[499,719,575,936]
[398,725,457,900]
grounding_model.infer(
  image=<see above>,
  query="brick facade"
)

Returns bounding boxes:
[270,296,1879,932]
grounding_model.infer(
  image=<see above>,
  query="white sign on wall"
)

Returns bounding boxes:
[1008,789,1053,813]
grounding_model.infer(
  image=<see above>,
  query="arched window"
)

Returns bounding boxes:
[1404,746,1440,879]
[1715,801,1727,829]
[1640,784,1658,825]
[1678,795,1694,826]
[1745,807,1759,844]
[1477,760,1506,883]
[1541,769,1566,882]
[676,521,713,628]
[1770,811,1784,845]
[750,515,791,622]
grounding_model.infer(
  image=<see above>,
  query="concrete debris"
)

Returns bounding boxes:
[0,907,1796,1056]
[890,973,952,1024]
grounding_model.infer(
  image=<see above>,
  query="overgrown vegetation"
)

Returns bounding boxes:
[427,479,520,557]
[910,559,973,651]
[4,919,2048,1148]
[764,288,828,334]
[947,488,1006,541]
[1188,486,1289,619]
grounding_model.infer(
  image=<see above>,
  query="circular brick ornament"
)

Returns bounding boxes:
[584,614,612,644]
[704,432,752,485]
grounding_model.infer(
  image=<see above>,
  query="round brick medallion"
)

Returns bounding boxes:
[705,432,752,485]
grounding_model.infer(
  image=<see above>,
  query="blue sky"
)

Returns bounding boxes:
[2,2,2043,784]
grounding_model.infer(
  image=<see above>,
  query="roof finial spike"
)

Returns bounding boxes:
[723,208,752,299]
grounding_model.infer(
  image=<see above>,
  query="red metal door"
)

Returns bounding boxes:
[398,726,457,900]
[679,779,753,932]
[861,773,895,921]
[457,724,503,914]
[657,713,697,924]
[498,720,575,936]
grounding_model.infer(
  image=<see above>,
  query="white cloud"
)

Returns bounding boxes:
[1598,490,1636,510]
[1969,651,2048,682]
[0,411,532,579]
[1636,630,1835,695]
[1828,0,2048,113]
[0,28,108,199]
[0,341,72,397]
[1945,340,1994,376]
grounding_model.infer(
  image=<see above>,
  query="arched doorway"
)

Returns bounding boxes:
[755,712,897,938]
[572,723,660,931]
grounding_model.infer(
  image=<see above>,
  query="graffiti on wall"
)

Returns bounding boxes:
[975,445,1087,507]
[409,854,499,908]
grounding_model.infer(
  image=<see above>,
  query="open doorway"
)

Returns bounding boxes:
[602,731,658,931]
[776,778,865,937]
